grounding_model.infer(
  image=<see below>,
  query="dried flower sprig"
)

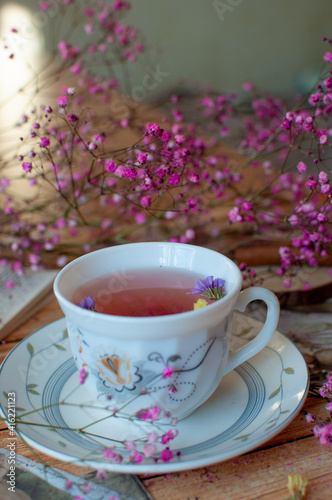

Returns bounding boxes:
[287,474,308,500]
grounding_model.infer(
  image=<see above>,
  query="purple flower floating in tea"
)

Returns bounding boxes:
[76,296,96,310]
[191,276,226,301]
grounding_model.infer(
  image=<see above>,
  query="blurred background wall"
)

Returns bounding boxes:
[1,0,332,117]
[125,0,332,96]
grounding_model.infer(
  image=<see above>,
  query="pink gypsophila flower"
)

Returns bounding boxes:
[168,384,178,395]
[319,171,329,183]
[68,113,78,123]
[228,207,242,223]
[169,174,181,186]
[105,160,117,172]
[135,213,146,224]
[65,479,73,489]
[94,133,106,144]
[324,52,332,63]
[102,447,123,463]
[160,447,174,462]
[143,443,157,457]
[243,81,254,92]
[84,8,94,17]
[161,130,172,142]
[29,253,40,265]
[82,483,92,494]
[149,405,162,420]
[130,450,143,463]
[305,179,318,190]
[145,123,161,136]
[319,374,332,397]
[163,366,174,378]
[321,184,331,194]
[79,368,88,384]
[241,201,252,211]
[140,195,151,208]
[22,162,32,173]
[306,413,316,423]
[135,405,161,421]
[161,429,178,445]
[95,470,106,481]
[137,152,148,164]
[123,168,137,180]
[40,137,50,148]
[71,62,82,74]
[113,1,130,11]
[308,92,322,106]
[147,431,158,443]
[57,96,69,107]
[39,2,51,11]
[85,24,94,36]
[297,161,307,173]
[125,440,136,451]
[175,134,185,144]
[283,279,292,288]
[314,422,332,446]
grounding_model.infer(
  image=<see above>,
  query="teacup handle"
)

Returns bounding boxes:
[223,287,280,376]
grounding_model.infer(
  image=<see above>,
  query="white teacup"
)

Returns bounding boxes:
[53,242,280,420]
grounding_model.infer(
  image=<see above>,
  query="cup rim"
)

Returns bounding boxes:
[53,242,243,326]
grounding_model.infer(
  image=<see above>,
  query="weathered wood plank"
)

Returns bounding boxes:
[258,396,327,447]
[141,437,332,500]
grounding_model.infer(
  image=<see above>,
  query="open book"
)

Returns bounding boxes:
[0,267,58,340]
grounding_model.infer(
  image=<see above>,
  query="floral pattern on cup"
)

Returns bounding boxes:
[95,354,142,392]
[90,337,219,405]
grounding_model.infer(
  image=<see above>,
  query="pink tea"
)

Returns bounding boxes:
[72,268,208,317]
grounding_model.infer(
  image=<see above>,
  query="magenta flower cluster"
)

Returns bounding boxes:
[309,374,332,447]
[99,404,179,464]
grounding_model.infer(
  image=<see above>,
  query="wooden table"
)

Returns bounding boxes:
[0,297,331,500]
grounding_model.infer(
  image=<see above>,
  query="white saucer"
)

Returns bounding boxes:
[0,315,309,474]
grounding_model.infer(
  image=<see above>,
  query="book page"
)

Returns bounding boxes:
[0,267,58,340]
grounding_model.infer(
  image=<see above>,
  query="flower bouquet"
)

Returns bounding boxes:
[0,0,331,292]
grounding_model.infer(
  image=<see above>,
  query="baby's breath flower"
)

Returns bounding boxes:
[163,366,174,379]
[79,368,88,384]
[160,447,174,462]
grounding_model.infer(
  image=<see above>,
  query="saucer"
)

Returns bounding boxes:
[0,315,309,474]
